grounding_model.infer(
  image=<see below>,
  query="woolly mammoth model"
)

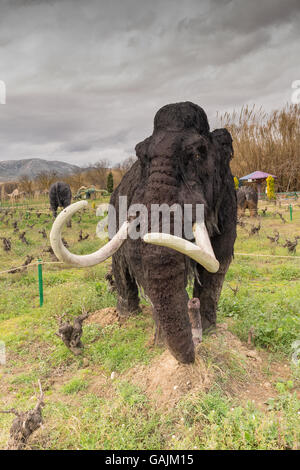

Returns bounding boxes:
[237,186,258,217]
[50,102,237,364]
[49,181,72,218]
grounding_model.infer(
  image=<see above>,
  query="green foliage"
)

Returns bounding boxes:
[106,171,114,193]
[44,393,166,450]
[0,196,300,450]
[271,265,300,281]
[118,381,148,407]
[234,176,239,190]
[266,175,276,200]
[61,378,89,395]
[88,318,158,372]
[176,388,300,450]
[219,282,300,352]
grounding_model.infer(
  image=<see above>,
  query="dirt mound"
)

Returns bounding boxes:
[128,350,212,408]
[86,305,153,328]
[86,307,119,327]
[85,311,290,410]
[127,323,281,409]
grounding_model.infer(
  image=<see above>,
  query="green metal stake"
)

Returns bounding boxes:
[289,204,293,221]
[38,259,44,307]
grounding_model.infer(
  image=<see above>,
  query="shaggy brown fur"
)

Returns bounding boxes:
[237,186,258,217]
[110,102,237,364]
[49,181,72,218]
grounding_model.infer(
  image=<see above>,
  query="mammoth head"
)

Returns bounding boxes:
[136,102,233,213]
[136,102,210,166]
[50,102,233,273]
[136,102,233,241]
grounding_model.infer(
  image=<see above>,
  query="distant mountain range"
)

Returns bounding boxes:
[0,158,80,182]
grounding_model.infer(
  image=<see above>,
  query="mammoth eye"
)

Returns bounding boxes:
[196,145,207,160]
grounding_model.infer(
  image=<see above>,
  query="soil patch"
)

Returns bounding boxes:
[126,323,290,409]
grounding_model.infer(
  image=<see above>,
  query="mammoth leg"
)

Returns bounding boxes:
[248,202,258,217]
[193,259,231,331]
[144,249,194,364]
[150,281,193,363]
[195,187,237,330]
[51,204,58,218]
[237,205,245,217]
[65,211,72,228]
[112,256,140,317]
[62,204,72,227]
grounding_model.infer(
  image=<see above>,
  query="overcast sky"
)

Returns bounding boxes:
[0,0,299,167]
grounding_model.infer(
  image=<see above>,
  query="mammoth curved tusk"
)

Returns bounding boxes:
[192,221,219,268]
[143,222,219,273]
[50,201,129,267]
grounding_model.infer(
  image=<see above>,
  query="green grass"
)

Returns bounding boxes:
[0,198,299,450]
[61,378,89,395]
[42,392,167,450]
[87,317,157,372]
[174,388,300,450]
[218,281,300,352]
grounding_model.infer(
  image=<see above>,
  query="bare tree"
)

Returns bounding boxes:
[18,175,34,197]
[66,168,86,191]
[115,156,137,178]
[218,104,300,191]
[4,182,18,195]
[35,171,58,191]
[85,159,110,188]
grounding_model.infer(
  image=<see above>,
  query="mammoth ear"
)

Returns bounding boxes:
[211,128,233,163]
[135,136,151,165]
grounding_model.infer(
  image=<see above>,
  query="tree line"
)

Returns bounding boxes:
[1,102,299,198]
[218,103,300,192]
[0,156,137,199]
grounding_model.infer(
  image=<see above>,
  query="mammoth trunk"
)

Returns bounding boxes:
[143,156,195,363]
[146,251,195,364]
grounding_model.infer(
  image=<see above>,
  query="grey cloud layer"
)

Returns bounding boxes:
[0,0,299,166]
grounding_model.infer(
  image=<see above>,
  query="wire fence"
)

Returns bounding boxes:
[0,251,299,276]
[0,250,298,309]
[0,260,64,275]
[235,252,300,259]
[0,199,299,307]
[258,191,300,201]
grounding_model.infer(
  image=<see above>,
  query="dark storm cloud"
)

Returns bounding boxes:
[208,0,300,33]
[0,0,299,166]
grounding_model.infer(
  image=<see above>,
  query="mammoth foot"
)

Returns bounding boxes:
[249,210,258,217]
[149,318,194,363]
[166,330,195,364]
[170,343,195,364]
[116,297,141,318]
[201,317,217,333]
